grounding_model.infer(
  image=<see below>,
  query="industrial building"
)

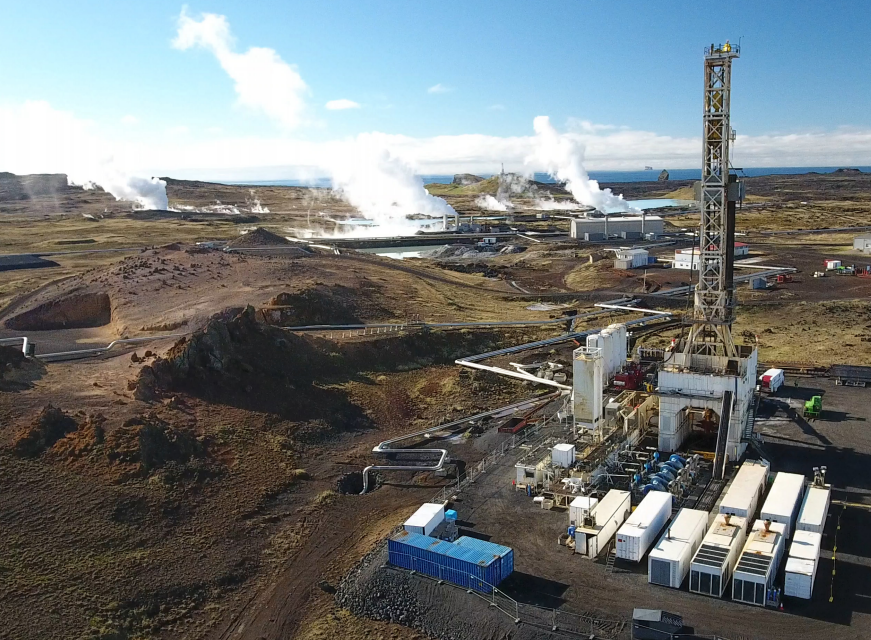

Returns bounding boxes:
[689,513,747,598]
[759,472,805,538]
[616,491,673,562]
[570,215,664,240]
[673,243,749,270]
[614,248,650,270]
[784,530,822,599]
[732,520,786,607]
[648,508,709,589]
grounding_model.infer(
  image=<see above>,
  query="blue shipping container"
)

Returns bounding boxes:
[387,531,512,593]
[453,536,515,577]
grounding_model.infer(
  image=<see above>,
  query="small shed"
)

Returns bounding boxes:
[614,248,649,270]
[735,242,750,257]
[853,234,871,253]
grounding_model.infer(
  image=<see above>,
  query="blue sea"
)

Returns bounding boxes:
[230,166,870,188]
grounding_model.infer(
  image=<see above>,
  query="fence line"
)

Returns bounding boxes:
[383,553,629,639]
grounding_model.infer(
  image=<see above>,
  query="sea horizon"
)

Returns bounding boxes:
[222,165,870,189]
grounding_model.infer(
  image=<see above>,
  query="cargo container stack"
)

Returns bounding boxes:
[387,531,514,593]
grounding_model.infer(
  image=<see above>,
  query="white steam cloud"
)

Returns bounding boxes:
[327,134,457,236]
[475,194,509,211]
[528,116,633,213]
[0,100,168,210]
[173,9,309,129]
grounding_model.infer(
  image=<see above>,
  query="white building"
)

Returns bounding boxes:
[570,215,664,239]
[657,347,759,459]
[673,243,749,270]
[614,248,649,270]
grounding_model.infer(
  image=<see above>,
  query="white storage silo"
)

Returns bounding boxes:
[600,327,615,380]
[607,323,628,374]
[573,346,604,432]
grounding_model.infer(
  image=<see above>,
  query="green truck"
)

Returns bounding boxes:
[804,395,822,419]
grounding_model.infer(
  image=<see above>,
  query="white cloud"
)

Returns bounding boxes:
[120,114,139,125]
[427,83,452,94]
[173,9,309,129]
[325,99,361,111]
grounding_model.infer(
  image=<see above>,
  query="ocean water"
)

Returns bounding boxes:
[230,166,869,188]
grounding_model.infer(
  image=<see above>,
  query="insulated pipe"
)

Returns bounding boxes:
[36,334,187,362]
[456,360,573,390]
[360,394,559,493]
[0,336,28,355]
[594,303,669,315]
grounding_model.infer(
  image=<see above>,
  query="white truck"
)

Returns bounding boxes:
[759,368,784,394]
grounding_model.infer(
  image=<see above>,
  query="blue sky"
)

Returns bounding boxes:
[1,0,869,177]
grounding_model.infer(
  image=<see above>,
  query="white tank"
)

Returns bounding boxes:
[607,323,628,374]
[600,328,615,380]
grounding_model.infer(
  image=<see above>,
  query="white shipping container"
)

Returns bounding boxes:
[403,503,445,536]
[797,486,831,534]
[569,496,598,527]
[719,460,769,527]
[552,443,576,469]
[616,492,673,562]
[574,490,631,559]
[689,513,748,598]
[648,508,709,588]
[784,530,822,599]
[760,472,805,539]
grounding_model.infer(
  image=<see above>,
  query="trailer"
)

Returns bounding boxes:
[648,508,708,588]
[759,368,785,394]
[689,513,747,598]
[784,530,822,599]
[719,460,769,529]
[797,485,831,534]
[732,520,787,607]
[573,489,631,559]
[403,503,445,536]
[616,492,673,562]
[759,472,805,539]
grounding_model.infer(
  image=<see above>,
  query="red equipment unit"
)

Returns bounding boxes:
[613,363,645,390]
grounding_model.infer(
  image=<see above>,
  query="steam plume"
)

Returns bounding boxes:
[528,116,633,213]
[475,194,509,211]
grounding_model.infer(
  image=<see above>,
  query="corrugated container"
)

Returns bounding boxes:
[616,492,673,562]
[797,486,831,534]
[454,536,515,577]
[732,520,786,606]
[689,513,747,598]
[784,530,821,599]
[760,472,805,538]
[719,461,768,527]
[387,531,511,593]
[569,496,598,527]
[648,508,708,588]
[403,503,445,536]
[552,443,576,468]
[614,258,633,270]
